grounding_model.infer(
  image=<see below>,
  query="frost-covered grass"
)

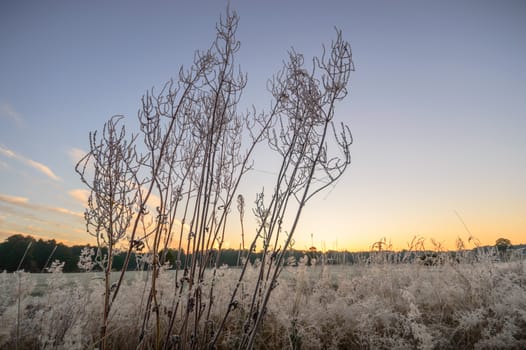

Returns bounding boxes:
[1,257,525,349]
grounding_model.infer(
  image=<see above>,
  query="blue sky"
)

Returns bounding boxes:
[1,0,525,250]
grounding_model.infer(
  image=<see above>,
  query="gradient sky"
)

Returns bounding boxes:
[1,0,525,251]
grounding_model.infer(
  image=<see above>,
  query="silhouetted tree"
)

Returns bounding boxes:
[0,235,34,271]
[496,237,512,261]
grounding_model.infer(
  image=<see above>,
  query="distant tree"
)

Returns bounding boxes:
[217,249,239,266]
[496,237,512,250]
[0,235,35,271]
[53,243,76,272]
[496,237,512,261]
[32,238,57,271]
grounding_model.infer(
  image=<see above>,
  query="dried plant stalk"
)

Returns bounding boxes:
[76,8,353,350]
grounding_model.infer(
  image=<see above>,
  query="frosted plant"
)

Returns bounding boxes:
[285,255,297,266]
[76,115,142,349]
[70,3,355,347]
[0,256,526,348]
[401,289,435,350]
[45,259,65,274]
[77,246,96,272]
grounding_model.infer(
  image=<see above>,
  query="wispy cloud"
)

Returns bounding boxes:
[0,145,61,181]
[25,158,61,181]
[0,146,15,158]
[69,189,90,206]
[0,193,83,218]
[52,207,84,218]
[0,194,29,205]
[68,147,86,165]
[0,102,25,128]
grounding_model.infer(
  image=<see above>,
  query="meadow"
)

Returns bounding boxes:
[1,250,525,349]
[3,4,524,350]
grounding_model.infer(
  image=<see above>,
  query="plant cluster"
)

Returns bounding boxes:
[72,7,353,349]
[1,253,525,349]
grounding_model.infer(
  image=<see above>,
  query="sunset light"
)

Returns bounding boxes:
[1,0,524,252]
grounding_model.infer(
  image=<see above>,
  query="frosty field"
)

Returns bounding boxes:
[1,255,525,349]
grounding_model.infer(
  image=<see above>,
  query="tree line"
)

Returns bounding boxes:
[1,234,523,273]
[0,234,338,273]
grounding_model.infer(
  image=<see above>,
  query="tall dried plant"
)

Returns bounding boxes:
[76,7,353,350]
[75,115,142,348]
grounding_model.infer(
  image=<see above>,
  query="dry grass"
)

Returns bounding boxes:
[1,253,525,349]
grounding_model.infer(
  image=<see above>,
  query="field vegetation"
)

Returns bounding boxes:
[1,243,525,349]
[3,7,524,350]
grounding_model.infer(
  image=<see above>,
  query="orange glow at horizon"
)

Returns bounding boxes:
[2,213,523,253]
[2,230,524,254]
[1,1,525,260]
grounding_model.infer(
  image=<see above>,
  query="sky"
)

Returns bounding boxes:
[0,0,525,252]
